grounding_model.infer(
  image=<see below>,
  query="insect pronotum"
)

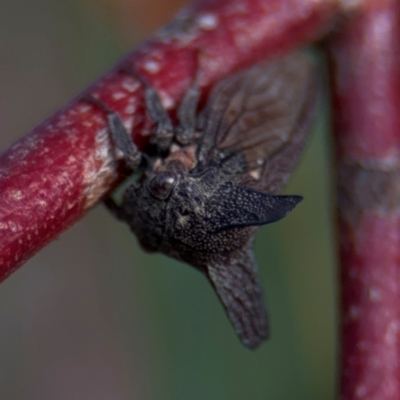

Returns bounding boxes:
[86,52,315,349]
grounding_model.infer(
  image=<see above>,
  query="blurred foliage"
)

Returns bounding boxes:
[0,0,336,399]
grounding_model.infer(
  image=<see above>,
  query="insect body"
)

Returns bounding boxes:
[88,53,315,349]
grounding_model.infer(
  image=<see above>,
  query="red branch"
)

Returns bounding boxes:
[5,0,400,397]
[327,1,400,399]
[0,0,338,282]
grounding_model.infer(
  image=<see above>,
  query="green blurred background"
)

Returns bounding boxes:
[0,0,337,398]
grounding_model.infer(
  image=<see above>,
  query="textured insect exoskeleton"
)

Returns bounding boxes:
[87,53,315,349]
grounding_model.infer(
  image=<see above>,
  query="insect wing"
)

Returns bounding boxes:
[197,53,316,193]
[206,245,269,349]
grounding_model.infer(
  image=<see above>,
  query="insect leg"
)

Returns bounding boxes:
[176,49,205,146]
[120,66,174,152]
[104,197,126,220]
[175,83,201,145]
[84,95,142,171]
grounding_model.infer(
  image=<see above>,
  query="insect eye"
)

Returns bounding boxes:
[148,171,176,200]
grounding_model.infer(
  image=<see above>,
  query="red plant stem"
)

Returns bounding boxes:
[327,1,400,399]
[0,0,339,282]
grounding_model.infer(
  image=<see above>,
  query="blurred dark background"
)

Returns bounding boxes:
[0,0,337,399]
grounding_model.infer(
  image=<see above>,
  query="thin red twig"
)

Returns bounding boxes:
[6,0,400,398]
[327,1,400,399]
[0,0,338,282]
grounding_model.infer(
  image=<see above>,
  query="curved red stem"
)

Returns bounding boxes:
[328,1,400,398]
[5,0,400,398]
[0,0,338,281]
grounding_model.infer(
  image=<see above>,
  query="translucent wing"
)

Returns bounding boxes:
[206,245,269,349]
[197,53,316,193]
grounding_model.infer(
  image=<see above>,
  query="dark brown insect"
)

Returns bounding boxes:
[87,53,315,349]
